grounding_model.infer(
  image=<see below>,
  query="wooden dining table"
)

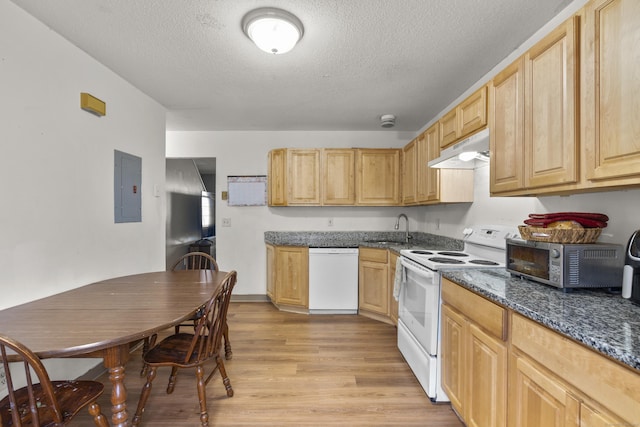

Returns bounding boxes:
[0,269,229,427]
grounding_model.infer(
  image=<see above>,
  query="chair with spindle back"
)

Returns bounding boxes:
[140,251,233,378]
[132,270,237,427]
[0,334,109,427]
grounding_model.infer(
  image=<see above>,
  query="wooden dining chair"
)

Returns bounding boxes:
[0,334,109,427]
[140,251,232,377]
[132,270,237,427]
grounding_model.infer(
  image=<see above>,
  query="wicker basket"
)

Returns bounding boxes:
[518,225,602,244]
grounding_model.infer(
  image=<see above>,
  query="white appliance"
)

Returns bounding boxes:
[428,128,490,169]
[397,225,518,402]
[309,248,359,314]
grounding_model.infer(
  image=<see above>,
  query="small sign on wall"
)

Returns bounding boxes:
[227,176,267,206]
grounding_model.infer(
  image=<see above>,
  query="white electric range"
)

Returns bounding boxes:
[396,225,519,402]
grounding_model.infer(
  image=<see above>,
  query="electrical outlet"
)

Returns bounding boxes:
[222,218,231,227]
[328,218,334,226]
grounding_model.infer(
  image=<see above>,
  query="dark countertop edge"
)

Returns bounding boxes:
[441,269,640,372]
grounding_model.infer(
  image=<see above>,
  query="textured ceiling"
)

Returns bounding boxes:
[11,0,574,132]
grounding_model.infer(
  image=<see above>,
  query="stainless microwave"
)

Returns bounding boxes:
[506,238,624,290]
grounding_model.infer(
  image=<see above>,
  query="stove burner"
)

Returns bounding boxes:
[428,257,465,264]
[437,251,469,257]
[468,259,500,266]
[410,250,434,255]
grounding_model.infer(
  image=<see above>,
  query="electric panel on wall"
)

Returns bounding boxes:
[114,150,142,223]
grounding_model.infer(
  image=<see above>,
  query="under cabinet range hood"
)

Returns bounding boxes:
[428,128,490,169]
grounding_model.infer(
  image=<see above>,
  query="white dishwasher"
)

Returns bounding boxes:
[308,247,359,314]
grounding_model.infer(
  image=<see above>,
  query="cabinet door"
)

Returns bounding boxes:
[322,149,355,205]
[459,86,488,138]
[580,402,627,427]
[266,244,275,301]
[275,246,309,307]
[402,139,417,205]
[417,124,440,202]
[358,248,389,315]
[441,304,466,416]
[466,324,507,427]
[355,149,401,205]
[287,149,321,205]
[490,59,525,194]
[524,16,579,189]
[439,108,459,149]
[508,353,580,427]
[268,149,287,206]
[583,0,640,181]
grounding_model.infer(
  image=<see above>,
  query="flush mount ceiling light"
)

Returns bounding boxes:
[242,7,304,55]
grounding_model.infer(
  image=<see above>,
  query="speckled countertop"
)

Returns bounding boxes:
[264,231,463,253]
[443,269,640,372]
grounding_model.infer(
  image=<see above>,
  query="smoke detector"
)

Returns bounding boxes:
[380,114,396,128]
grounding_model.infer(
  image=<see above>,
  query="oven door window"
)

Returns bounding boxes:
[399,260,439,356]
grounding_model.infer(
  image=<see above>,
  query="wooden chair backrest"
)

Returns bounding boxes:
[184,270,236,365]
[170,252,219,271]
[0,334,64,426]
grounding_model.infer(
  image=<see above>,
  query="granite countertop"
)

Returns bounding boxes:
[443,269,640,372]
[264,230,463,254]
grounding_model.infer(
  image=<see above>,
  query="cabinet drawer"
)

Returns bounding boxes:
[511,313,640,424]
[359,247,388,263]
[441,278,506,340]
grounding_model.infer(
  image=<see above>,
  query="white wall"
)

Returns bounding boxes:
[167,130,420,295]
[419,164,640,246]
[1,2,166,377]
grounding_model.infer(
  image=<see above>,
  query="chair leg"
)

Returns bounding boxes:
[88,401,109,427]
[132,366,158,427]
[223,322,232,360]
[195,365,209,427]
[167,366,179,394]
[216,354,234,397]
[140,334,157,377]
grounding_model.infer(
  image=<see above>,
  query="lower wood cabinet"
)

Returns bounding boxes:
[441,279,507,427]
[265,244,308,310]
[358,247,393,324]
[441,278,640,427]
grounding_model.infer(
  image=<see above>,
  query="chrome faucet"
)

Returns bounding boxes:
[395,213,411,244]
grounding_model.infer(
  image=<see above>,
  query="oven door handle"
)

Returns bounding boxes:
[401,257,437,281]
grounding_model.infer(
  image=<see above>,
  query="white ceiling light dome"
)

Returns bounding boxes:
[242,8,304,55]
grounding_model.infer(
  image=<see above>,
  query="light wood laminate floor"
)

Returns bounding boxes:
[77,302,464,426]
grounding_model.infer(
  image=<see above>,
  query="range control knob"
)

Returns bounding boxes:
[550,249,561,258]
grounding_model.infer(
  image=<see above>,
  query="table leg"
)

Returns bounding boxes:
[103,345,131,427]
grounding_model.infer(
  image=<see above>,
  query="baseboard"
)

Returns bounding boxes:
[230,294,269,302]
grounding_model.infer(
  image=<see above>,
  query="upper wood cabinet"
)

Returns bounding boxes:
[403,123,474,206]
[268,149,287,206]
[268,148,320,206]
[524,16,579,189]
[288,149,321,205]
[490,16,580,195]
[322,149,356,205]
[439,86,488,149]
[355,148,401,206]
[417,124,440,202]
[582,0,640,182]
[402,139,418,205]
[268,148,354,206]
